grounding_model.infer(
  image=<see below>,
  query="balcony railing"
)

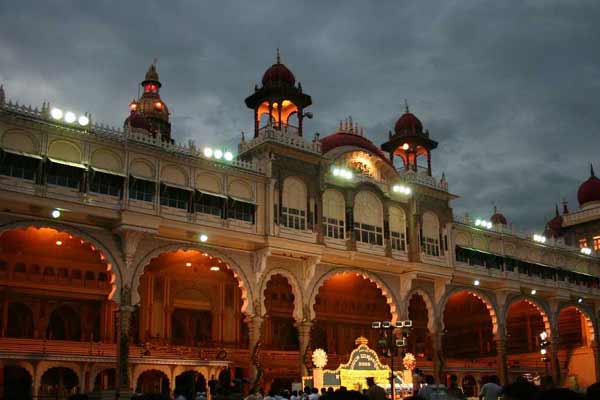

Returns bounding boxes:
[239,124,322,155]
[396,167,448,192]
[0,98,261,173]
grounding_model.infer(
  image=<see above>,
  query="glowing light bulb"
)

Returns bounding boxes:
[55,240,63,246]
[531,289,537,295]
[473,279,480,286]
[214,149,223,159]
[50,108,64,120]
[203,147,213,158]
[185,262,192,267]
[64,111,76,123]
[402,143,409,150]
[224,151,234,161]
[78,115,89,126]
[210,266,220,271]
[51,209,61,219]
[199,234,208,242]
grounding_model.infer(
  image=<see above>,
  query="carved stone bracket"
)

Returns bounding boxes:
[253,247,271,283]
[114,227,148,271]
[302,255,321,290]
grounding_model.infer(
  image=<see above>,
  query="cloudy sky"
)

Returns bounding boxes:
[1,0,599,231]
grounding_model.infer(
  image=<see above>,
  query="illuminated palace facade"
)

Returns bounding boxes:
[0,55,599,399]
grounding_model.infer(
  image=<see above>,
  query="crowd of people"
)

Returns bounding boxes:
[239,376,600,400]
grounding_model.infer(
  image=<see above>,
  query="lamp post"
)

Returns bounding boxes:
[372,320,412,400]
[539,331,551,377]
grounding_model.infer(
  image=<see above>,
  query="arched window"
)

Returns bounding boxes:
[353,191,383,246]
[7,302,34,338]
[322,189,345,239]
[282,177,307,230]
[421,211,440,256]
[389,206,407,252]
[47,305,81,341]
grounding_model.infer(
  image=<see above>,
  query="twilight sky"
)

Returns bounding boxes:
[1,0,599,231]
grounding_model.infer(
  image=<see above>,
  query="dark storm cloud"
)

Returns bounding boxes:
[1,0,599,231]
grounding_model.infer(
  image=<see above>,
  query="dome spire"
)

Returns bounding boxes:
[404,99,410,113]
[591,163,595,178]
[555,203,560,217]
[276,48,281,64]
[562,198,569,214]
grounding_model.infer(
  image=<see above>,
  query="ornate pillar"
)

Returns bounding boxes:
[592,335,600,382]
[550,335,560,385]
[116,286,134,399]
[296,321,313,377]
[431,330,445,384]
[494,329,509,385]
[246,314,263,389]
[0,361,4,400]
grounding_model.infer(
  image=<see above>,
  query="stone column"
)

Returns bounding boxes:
[592,337,600,382]
[431,331,445,384]
[495,330,509,385]
[246,314,263,388]
[550,338,561,385]
[0,362,4,400]
[117,298,135,400]
[296,321,313,377]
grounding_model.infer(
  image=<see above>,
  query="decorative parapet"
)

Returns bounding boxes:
[452,221,600,267]
[0,98,262,173]
[396,168,448,192]
[562,205,600,227]
[239,125,322,155]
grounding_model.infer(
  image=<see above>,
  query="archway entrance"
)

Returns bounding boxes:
[506,300,546,355]
[407,293,432,361]
[443,291,495,359]
[312,272,392,357]
[5,302,34,338]
[175,371,207,400]
[0,227,115,343]
[47,304,82,340]
[263,274,298,350]
[40,367,79,400]
[505,299,548,379]
[136,370,170,396]
[557,306,597,389]
[93,368,116,391]
[138,249,246,348]
[4,365,32,400]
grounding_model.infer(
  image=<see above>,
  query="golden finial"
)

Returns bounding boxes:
[355,336,369,346]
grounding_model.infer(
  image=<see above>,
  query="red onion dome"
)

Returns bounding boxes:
[262,63,295,87]
[320,125,391,164]
[578,164,600,206]
[261,50,295,87]
[490,207,508,226]
[544,205,563,238]
[394,111,423,136]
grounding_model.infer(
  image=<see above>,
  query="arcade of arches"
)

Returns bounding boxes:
[0,226,599,398]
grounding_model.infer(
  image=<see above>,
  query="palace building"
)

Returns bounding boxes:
[0,53,599,399]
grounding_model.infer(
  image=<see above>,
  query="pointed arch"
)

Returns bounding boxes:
[406,288,435,332]
[131,243,253,315]
[259,268,304,322]
[439,286,499,334]
[308,267,400,323]
[503,295,552,337]
[557,302,597,342]
[0,219,123,304]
